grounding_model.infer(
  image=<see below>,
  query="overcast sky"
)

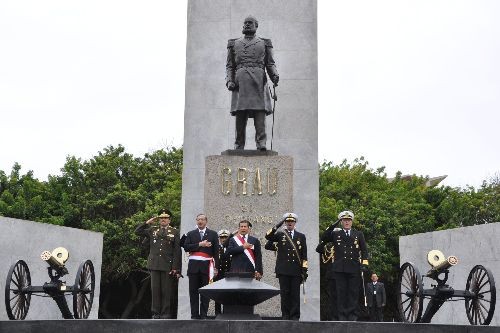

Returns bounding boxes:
[0,1,498,188]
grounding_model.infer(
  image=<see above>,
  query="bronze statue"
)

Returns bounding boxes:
[226,16,279,151]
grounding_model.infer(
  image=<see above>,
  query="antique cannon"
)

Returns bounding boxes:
[4,247,95,320]
[397,250,496,325]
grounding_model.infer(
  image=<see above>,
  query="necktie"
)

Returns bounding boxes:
[288,230,293,238]
[199,230,204,240]
[345,230,349,237]
[160,227,166,237]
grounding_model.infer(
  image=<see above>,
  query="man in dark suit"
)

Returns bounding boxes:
[366,273,386,321]
[227,220,263,279]
[265,213,308,320]
[321,210,369,321]
[135,209,181,319]
[182,213,219,319]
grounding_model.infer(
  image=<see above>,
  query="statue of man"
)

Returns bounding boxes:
[226,16,279,151]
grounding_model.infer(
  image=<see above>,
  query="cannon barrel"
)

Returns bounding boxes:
[426,250,458,278]
[40,247,69,271]
[426,255,458,277]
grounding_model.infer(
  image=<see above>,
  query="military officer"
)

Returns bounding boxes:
[321,210,369,321]
[215,229,231,315]
[265,213,308,320]
[135,209,181,319]
[226,15,279,151]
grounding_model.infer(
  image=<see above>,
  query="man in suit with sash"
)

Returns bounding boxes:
[227,220,263,280]
[265,213,308,320]
[182,213,219,319]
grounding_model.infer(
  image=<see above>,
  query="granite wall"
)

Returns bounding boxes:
[0,217,103,320]
[399,223,500,325]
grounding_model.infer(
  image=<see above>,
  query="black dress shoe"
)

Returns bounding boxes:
[258,147,267,151]
[152,314,160,319]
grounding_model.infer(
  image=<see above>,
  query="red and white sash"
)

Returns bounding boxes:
[189,251,215,281]
[233,234,256,269]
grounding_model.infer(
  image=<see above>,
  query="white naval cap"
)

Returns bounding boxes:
[282,212,298,223]
[338,210,354,220]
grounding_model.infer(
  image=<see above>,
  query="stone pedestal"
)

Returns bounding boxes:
[204,154,292,318]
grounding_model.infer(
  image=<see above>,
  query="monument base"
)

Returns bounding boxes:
[221,149,278,156]
[0,320,497,333]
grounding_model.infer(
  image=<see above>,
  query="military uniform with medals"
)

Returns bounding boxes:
[321,211,368,321]
[215,229,232,315]
[135,210,181,319]
[265,213,308,320]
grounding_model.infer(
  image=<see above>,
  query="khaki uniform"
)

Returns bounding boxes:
[135,223,181,318]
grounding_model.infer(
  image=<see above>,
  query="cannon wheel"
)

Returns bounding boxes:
[397,262,424,323]
[5,260,31,320]
[465,265,496,325]
[72,260,95,319]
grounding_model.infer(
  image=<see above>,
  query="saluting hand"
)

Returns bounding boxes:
[146,216,157,225]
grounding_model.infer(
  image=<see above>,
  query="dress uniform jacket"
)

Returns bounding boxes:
[216,243,231,280]
[322,228,368,276]
[227,235,263,274]
[226,36,278,115]
[135,223,181,272]
[265,229,308,277]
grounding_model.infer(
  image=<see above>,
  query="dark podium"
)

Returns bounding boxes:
[199,272,279,319]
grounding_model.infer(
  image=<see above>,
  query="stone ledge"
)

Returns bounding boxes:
[0,320,496,333]
[221,150,278,156]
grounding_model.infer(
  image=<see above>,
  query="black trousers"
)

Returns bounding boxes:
[327,278,339,320]
[188,273,209,319]
[234,111,266,149]
[369,306,383,322]
[150,270,175,317]
[333,271,360,321]
[278,275,302,320]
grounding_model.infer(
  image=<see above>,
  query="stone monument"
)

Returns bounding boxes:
[180,0,318,320]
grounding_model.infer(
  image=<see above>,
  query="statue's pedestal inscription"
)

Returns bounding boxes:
[204,154,293,317]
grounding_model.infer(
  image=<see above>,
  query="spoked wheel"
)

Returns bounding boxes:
[72,260,95,319]
[465,265,496,325]
[5,260,32,320]
[397,262,424,323]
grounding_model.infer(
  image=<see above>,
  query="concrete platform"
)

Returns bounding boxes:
[0,320,498,333]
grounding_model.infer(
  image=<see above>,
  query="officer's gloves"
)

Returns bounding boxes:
[361,260,370,273]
